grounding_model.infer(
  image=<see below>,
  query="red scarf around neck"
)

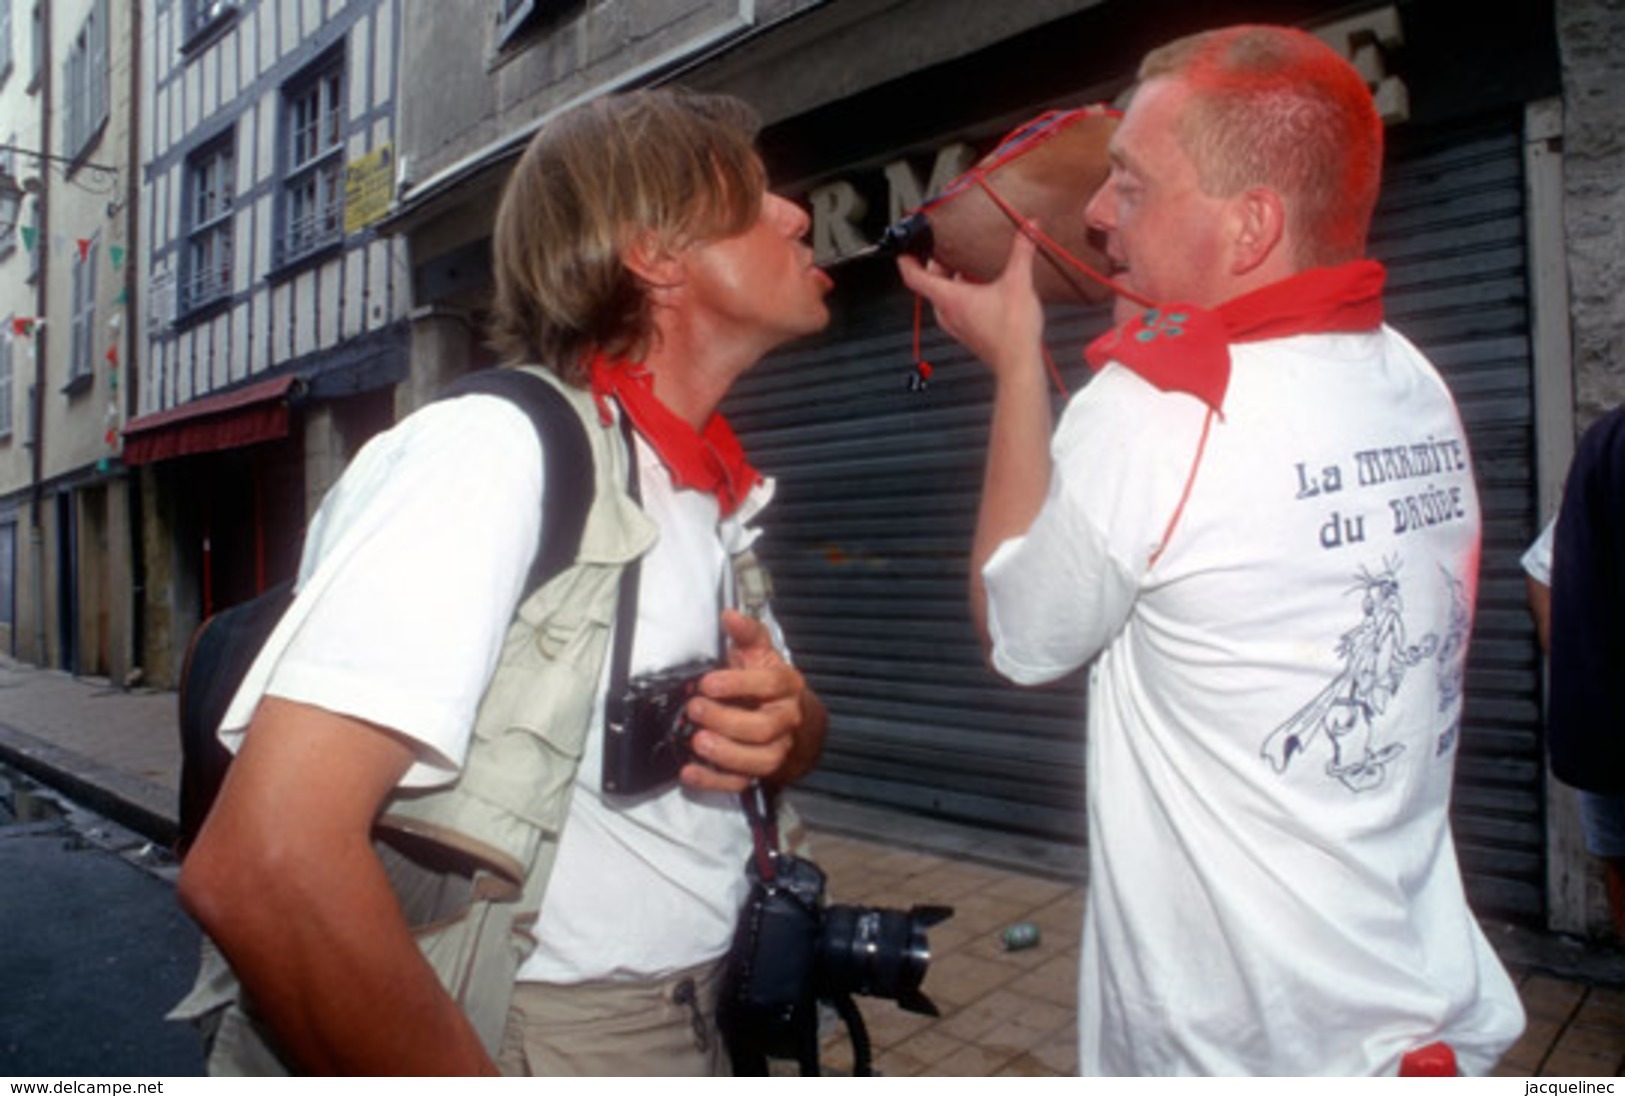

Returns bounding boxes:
[589,353,762,517]
[1084,260,1387,414]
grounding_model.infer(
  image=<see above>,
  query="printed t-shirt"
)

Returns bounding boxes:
[983,328,1525,1075]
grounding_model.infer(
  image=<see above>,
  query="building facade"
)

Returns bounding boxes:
[0,0,140,684]
[0,0,41,663]
[130,0,407,685]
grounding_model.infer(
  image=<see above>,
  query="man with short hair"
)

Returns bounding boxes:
[901,25,1524,1075]
[177,89,832,1076]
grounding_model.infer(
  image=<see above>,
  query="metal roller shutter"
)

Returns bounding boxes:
[730,110,1543,922]
[728,275,1103,842]
[1371,113,1544,922]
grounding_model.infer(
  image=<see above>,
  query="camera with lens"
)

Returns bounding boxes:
[719,850,953,1076]
[602,658,717,796]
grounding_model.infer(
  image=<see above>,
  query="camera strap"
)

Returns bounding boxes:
[601,402,734,767]
[603,409,645,743]
[741,781,782,882]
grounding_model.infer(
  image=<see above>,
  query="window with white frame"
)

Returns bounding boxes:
[29,2,41,91]
[0,318,13,439]
[498,0,538,45]
[63,0,109,160]
[0,143,15,257]
[279,56,345,265]
[184,0,237,42]
[68,235,97,390]
[1,0,15,84]
[184,136,235,312]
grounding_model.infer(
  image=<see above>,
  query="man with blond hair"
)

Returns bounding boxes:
[902,25,1524,1074]
[178,89,832,1075]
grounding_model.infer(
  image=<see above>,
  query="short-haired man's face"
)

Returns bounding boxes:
[675,190,833,353]
[1086,76,1237,319]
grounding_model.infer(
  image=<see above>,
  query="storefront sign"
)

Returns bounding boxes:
[344,143,395,235]
[807,5,1411,266]
[1313,5,1410,124]
[808,143,974,265]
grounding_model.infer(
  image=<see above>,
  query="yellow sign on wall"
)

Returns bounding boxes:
[344,143,394,235]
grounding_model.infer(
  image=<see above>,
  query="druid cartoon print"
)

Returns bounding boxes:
[1433,566,1471,713]
[1262,557,1440,792]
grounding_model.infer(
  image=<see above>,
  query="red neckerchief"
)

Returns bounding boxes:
[588,352,762,517]
[1084,260,1387,414]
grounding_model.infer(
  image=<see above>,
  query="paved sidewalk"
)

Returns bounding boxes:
[0,656,180,845]
[2,653,1623,1076]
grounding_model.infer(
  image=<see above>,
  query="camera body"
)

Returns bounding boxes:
[602,658,716,796]
[720,851,951,1072]
[720,854,827,1062]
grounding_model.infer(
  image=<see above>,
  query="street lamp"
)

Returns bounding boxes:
[0,165,41,234]
[0,144,120,232]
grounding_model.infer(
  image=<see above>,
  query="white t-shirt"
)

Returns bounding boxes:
[525,425,767,983]
[1521,516,1555,585]
[221,392,762,982]
[983,328,1525,1075]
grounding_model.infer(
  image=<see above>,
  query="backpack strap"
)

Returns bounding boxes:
[435,367,593,598]
[176,367,595,856]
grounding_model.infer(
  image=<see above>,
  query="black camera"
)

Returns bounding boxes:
[719,850,953,1076]
[602,659,716,796]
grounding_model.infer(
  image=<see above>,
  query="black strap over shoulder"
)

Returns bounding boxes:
[176,367,597,854]
[603,411,644,746]
[437,367,594,599]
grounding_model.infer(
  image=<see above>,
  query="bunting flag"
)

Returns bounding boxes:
[114,287,128,306]
[20,226,36,251]
[76,238,91,263]
[12,317,35,337]
[105,345,118,365]
[96,457,110,474]
[109,245,125,270]
[103,426,118,447]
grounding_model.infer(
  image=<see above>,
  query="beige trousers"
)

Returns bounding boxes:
[496,959,730,1077]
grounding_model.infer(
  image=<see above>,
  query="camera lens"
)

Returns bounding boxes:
[815,904,947,1014]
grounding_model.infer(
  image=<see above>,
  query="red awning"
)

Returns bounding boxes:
[123,374,300,466]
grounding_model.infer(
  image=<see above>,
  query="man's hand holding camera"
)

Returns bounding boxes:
[681,610,827,792]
